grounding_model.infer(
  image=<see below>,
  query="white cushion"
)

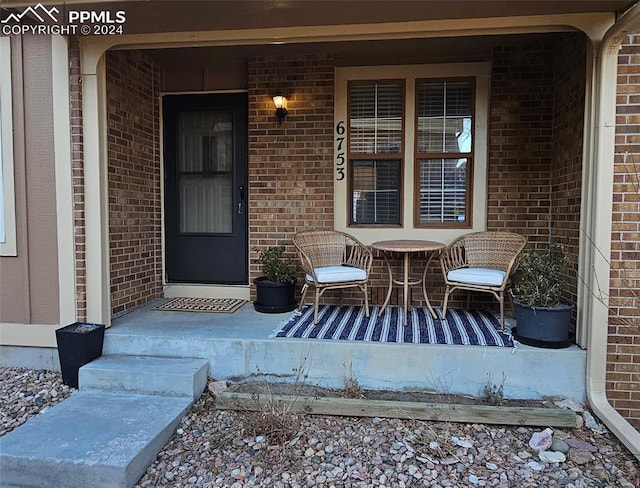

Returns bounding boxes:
[307,266,367,283]
[447,268,505,286]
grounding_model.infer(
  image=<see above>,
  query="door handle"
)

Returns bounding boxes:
[238,185,245,214]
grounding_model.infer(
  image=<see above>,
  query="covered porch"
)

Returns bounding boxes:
[73,3,630,337]
[65,0,639,455]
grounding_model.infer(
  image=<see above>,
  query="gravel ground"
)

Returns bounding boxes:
[2,368,639,487]
[0,367,73,437]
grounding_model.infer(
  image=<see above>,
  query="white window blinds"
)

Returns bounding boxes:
[349,82,404,154]
[416,79,474,226]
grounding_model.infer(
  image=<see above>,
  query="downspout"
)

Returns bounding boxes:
[586,1,640,459]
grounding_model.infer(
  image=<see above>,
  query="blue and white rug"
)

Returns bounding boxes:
[271,305,514,347]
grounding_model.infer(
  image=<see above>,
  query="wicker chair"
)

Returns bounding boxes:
[440,231,527,329]
[293,230,373,324]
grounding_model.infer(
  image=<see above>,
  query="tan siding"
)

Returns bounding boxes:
[0,34,59,325]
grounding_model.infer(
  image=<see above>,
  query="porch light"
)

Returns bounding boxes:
[273,95,288,123]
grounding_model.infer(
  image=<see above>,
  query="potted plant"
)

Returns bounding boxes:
[55,322,105,388]
[512,243,574,348]
[253,245,298,313]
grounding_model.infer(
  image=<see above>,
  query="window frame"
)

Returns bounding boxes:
[334,63,489,245]
[413,77,476,229]
[0,36,17,257]
[347,79,406,228]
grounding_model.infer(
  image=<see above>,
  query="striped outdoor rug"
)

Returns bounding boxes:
[271,305,514,347]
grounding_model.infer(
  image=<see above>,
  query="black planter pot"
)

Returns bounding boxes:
[253,277,297,313]
[55,322,105,388]
[513,301,574,349]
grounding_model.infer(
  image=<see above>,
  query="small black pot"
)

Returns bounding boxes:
[513,301,574,349]
[253,277,297,313]
[55,322,105,388]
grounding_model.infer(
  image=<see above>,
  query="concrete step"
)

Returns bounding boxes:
[0,391,192,488]
[79,355,209,400]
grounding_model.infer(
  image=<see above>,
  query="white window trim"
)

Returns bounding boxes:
[334,63,490,245]
[0,36,17,256]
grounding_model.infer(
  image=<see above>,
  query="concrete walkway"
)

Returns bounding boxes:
[0,356,208,488]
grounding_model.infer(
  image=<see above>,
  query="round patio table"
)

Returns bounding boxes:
[371,240,445,325]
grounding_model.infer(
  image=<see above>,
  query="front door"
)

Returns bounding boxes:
[163,93,248,284]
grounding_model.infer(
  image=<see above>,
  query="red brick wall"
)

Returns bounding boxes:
[69,37,87,321]
[247,55,335,295]
[487,42,555,244]
[608,33,640,427]
[550,33,587,307]
[486,36,584,311]
[105,51,163,316]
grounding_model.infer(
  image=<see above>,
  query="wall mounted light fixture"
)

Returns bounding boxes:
[273,95,288,123]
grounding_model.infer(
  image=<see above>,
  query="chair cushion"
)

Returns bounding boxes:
[447,268,506,286]
[307,266,367,283]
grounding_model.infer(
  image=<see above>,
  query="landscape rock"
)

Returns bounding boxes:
[207,380,228,394]
[565,437,598,453]
[583,410,608,434]
[529,427,554,451]
[2,366,639,488]
[550,438,570,454]
[539,450,566,463]
[568,449,595,465]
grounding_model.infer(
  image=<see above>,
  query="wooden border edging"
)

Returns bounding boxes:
[215,392,577,428]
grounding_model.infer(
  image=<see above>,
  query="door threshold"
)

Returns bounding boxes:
[164,284,250,300]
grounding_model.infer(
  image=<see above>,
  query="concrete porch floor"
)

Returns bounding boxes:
[105,300,588,403]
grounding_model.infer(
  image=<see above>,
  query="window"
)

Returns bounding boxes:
[351,160,401,225]
[348,81,404,226]
[415,79,474,227]
[0,37,17,256]
[335,64,488,243]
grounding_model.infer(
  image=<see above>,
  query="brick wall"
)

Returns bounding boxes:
[247,55,335,296]
[550,33,587,307]
[69,37,86,321]
[608,33,640,427]
[105,50,163,316]
[482,40,555,313]
[487,42,555,244]
[486,36,584,311]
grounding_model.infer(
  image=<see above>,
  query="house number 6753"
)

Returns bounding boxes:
[336,121,345,181]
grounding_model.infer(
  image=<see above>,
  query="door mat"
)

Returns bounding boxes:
[271,305,514,347]
[153,297,246,313]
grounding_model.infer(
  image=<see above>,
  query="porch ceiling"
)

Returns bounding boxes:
[2,1,635,34]
[142,32,566,68]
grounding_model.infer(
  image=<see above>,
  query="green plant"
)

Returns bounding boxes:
[514,243,571,308]
[254,245,297,283]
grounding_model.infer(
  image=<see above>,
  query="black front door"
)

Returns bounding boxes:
[163,93,248,284]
